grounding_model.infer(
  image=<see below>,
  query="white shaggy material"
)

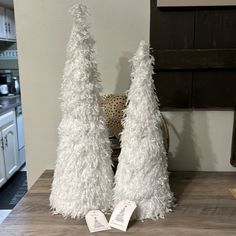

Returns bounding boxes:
[49,3,114,219]
[114,41,174,220]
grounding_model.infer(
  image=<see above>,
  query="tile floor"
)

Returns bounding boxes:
[0,210,11,224]
[0,164,27,224]
[19,165,27,172]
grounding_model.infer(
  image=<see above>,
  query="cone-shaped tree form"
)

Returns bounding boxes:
[50,3,113,219]
[114,41,174,220]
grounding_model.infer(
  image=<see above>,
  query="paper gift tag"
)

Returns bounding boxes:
[229,188,236,199]
[85,210,111,233]
[109,200,137,232]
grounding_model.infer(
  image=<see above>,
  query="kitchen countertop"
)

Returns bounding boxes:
[0,95,21,115]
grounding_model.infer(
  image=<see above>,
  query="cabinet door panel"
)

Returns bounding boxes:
[150,0,195,108]
[0,7,6,39]
[193,70,236,108]
[3,123,18,179]
[150,1,195,50]
[195,8,236,49]
[0,137,6,187]
[5,9,16,40]
[154,71,193,109]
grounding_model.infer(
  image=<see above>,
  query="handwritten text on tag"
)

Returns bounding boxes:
[109,200,137,232]
[85,210,111,233]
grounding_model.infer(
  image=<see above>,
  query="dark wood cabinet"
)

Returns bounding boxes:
[150,5,194,50]
[193,70,236,108]
[150,0,236,109]
[150,0,236,166]
[194,8,236,49]
[154,71,192,108]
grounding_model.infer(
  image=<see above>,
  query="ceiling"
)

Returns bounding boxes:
[0,0,14,8]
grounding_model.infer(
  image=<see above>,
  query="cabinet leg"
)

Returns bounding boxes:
[231,107,236,167]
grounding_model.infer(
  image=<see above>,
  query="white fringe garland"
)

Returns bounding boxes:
[49,3,114,219]
[113,41,174,220]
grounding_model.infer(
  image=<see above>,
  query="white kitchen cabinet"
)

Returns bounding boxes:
[0,6,6,39]
[0,109,19,187]
[5,9,16,40]
[0,7,16,41]
[0,142,6,188]
[2,122,18,179]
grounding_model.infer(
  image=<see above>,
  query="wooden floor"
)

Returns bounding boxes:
[0,170,236,235]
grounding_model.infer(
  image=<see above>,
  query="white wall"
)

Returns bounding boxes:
[14,0,150,187]
[164,111,235,171]
[14,0,235,187]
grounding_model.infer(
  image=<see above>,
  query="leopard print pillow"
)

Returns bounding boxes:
[101,94,127,139]
[101,94,169,152]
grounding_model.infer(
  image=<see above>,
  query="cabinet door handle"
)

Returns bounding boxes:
[5,131,14,148]
[1,138,4,149]
[8,23,10,33]
[5,22,8,33]
[5,136,8,147]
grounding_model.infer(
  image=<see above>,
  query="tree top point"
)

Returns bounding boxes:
[136,40,149,58]
[69,2,88,22]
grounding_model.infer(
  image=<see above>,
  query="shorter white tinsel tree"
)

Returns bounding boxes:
[50,3,113,219]
[114,41,174,220]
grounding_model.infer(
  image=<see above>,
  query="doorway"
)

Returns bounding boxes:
[0,0,27,224]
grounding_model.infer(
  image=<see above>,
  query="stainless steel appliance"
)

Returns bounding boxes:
[13,76,20,95]
[0,71,20,96]
[0,71,11,96]
[16,105,25,167]
[0,84,9,95]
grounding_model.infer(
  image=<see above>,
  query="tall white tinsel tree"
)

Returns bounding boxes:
[114,41,174,220]
[50,3,113,219]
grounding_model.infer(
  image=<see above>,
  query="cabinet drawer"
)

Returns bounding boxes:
[0,109,16,128]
